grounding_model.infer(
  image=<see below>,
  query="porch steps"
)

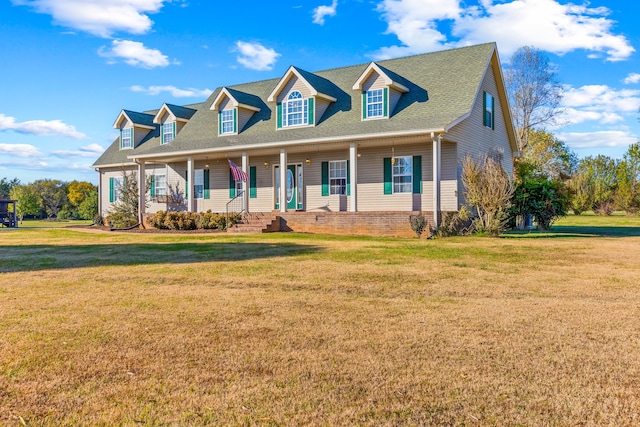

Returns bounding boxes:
[227,212,281,233]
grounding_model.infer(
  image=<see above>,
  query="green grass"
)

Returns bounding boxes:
[12,219,93,228]
[505,211,640,238]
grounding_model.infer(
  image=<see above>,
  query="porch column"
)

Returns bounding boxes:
[280,149,287,213]
[187,157,194,212]
[137,161,146,226]
[349,143,358,212]
[433,135,442,228]
[242,152,249,213]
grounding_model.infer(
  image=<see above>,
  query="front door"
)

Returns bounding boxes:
[275,164,301,210]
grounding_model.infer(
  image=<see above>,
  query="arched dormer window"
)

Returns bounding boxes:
[283,91,308,127]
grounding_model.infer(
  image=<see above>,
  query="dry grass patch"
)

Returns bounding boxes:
[1,227,640,425]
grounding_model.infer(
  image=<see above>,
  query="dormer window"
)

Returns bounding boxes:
[121,128,133,149]
[283,91,308,127]
[220,109,236,134]
[162,122,175,144]
[366,88,385,118]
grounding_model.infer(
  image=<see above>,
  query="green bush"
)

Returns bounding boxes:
[148,210,242,231]
[106,212,138,229]
[410,214,427,238]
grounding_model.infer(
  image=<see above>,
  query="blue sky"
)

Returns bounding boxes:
[1,0,639,185]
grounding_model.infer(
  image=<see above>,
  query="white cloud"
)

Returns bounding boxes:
[0,143,43,158]
[563,85,640,114]
[0,114,86,139]
[11,0,166,38]
[313,0,338,25]
[624,73,640,85]
[235,41,280,71]
[52,143,105,158]
[374,0,634,61]
[130,85,212,98]
[558,130,638,149]
[98,39,174,68]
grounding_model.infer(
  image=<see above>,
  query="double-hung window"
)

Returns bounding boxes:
[484,91,495,129]
[283,91,307,127]
[221,109,234,134]
[194,169,204,199]
[366,88,384,118]
[154,174,167,200]
[329,160,347,195]
[392,156,413,193]
[121,128,132,149]
[162,123,174,144]
[113,177,123,201]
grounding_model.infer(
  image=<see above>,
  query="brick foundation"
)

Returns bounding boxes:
[277,211,435,238]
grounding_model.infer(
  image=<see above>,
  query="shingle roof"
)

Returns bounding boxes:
[225,88,265,110]
[123,110,155,127]
[165,104,197,120]
[94,43,498,166]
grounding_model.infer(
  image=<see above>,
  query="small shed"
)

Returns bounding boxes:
[0,199,18,228]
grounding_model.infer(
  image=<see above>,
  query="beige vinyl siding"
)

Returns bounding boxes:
[237,108,253,133]
[146,164,167,212]
[249,155,280,212]
[441,142,458,211]
[276,76,314,103]
[357,144,428,212]
[388,88,403,116]
[100,167,136,215]
[446,63,514,206]
[133,126,151,147]
[362,73,386,91]
[314,98,331,125]
[176,121,187,134]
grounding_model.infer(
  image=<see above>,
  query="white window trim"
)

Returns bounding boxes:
[194,168,204,199]
[282,91,308,128]
[121,128,133,149]
[329,160,347,196]
[392,156,413,194]
[366,88,384,119]
[162,122,174,144]
[155,174,167,198]
[484,92,494,129]
[221,109,235,134]
[113,177,124,201]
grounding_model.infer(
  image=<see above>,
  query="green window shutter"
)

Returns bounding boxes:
[383,87,389,117]
[131,128,135,148]
[483,91,488,127]
[383,157,392,195]
[321,161,329,196]
[150,175,155,197]
[233,108,238,133]
[277,103,282,129]
[308,97,315,125]
[204,169,210,199]
[185,171,188,199]
[161,127,164,144]
[250,166,257,198]
[119,130,123,149]
[229,169,236,198]
[109,177,115,202]
[346,160,351,196]
[491,95,495,130]
[362,92,367,119]
[173,122,176,138]
[413,155,422,194]
[218,112,222,135]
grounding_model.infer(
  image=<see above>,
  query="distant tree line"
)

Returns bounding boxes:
[1,177,98,223]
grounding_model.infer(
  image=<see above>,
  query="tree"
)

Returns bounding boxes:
[462,155,515,236]
[577,155,618,215]
[77,190,98,220]
[521,129,577,180]
[614,142,640,214]
[106,170,150,228]
[0,177,20,199]
[510,161,568,230]
[33,179,68,218]
[9,184,41,223]
[505,46,564,153]
[566,172,592,215]
[61,180,97,219]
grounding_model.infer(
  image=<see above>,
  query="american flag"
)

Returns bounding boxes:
[228,159,248,182]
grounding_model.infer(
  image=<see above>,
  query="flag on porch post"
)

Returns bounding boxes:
[228,159,248,182]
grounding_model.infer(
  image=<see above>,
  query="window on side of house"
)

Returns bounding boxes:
[221,109,235,134]
[113,177,123,201]
[121,128,133,149]
[393,156,413,193]
[366,88,384,118]
[194,169,204,199]
[484,91,494,129]
[329,160,347,195]
[283,91,308,127]
[154,174,167,199]
[162,122,174,144]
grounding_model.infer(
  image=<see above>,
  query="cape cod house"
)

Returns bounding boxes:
[93,42,518,237]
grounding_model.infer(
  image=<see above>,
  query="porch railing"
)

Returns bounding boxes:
[225,190,245,230]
